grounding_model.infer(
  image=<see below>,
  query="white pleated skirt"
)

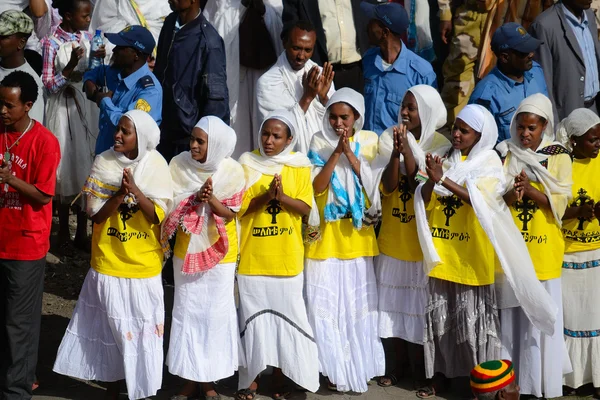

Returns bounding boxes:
[305,257,385,393]
[500,278,572,398]
[53,268,164,400]
[237,273,320,393]
[166,258,242,382]
[562,248,600,389]
[375,254,428,344]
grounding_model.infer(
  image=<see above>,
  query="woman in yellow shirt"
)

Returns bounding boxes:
[496,94,573,399]
[236,110,320,400]
[415,105,557,398]
[305,88,384,393]
[557,109,600,398]
[162,117,245,400]
[53,111,173,400]
[375,85,450,388]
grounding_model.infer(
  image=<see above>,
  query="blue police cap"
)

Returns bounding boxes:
[105,25,155,55]
[491,22,542,53]
[360,2,409,35]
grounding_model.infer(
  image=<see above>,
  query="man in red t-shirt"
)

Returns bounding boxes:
[0,71,60,400]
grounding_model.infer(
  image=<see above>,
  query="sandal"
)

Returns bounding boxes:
[563,386,577,397]
[416,385,438,399]
[272,384,292,400]
[326,378,337,391]
[378,372,401,387]
[235,388,257,400]
[272,390,291,400]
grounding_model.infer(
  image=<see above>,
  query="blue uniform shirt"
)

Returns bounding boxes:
[362,44,437,135]
[83,63,163,154]
[469,62,548,142]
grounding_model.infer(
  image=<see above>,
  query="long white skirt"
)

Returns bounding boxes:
[500,278,572,398]
[563,248,600,389]
[45,82,97,202]
[53,269,164,400]
[237,273,320,393]
[376,254,427,344]
[305,257,385,393]
[166,258,241,382]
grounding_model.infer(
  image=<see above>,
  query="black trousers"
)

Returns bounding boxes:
[332,61,365,94]
[0,257,46,400]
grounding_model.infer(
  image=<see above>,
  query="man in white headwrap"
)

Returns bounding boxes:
[255,19,335,154]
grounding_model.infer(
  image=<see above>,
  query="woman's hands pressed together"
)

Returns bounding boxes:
[425,153,443,183]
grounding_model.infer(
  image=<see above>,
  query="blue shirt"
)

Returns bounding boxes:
[561,3,600,101]
[83,63,163,154]
[469,62,548,142]
[362,44,437,135]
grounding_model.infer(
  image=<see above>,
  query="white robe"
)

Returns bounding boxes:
[90,0,171,62]
[255,52,335,155]
[202,0,243,146]
[233,0,284,157]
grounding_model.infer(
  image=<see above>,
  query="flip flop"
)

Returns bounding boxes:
[235,389,257,400]
[416,385,437,399]
[378,373,400,387]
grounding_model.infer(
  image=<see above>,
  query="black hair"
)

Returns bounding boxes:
[280,20,316,43]
[52,0,90,18]
[0,71,39,104]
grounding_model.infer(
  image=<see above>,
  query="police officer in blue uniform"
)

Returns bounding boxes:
[84,25,162,154]
[469,23,549,143]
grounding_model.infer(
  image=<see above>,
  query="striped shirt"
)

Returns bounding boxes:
[41,26,92,94]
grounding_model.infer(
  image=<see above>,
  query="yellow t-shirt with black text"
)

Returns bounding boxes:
[305,131,379,260]
[505,152,570,280]
[563,157,600,253]
[91,202,165,279]
[238,165,313,276]
[427,177,499,286]
[304,188,379,260]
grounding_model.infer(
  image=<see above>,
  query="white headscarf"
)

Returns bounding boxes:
[414,104,558,336]
[238,109,312,186]
[239,109,317,237]
[496,94,573,225]
[376,85,451,175]
[170,116,239,198]
[114,110,161,165]
[308,88,381,227]
[556,108,600,152]
[163,116,245,275]
[83,110,172,217]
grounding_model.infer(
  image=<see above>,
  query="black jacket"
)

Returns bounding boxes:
[282,0,370,65]
[154,12,230,141]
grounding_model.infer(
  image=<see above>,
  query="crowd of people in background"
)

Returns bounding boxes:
[2,0,600,399]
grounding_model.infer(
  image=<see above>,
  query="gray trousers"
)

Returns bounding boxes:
[0,257,46,400]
